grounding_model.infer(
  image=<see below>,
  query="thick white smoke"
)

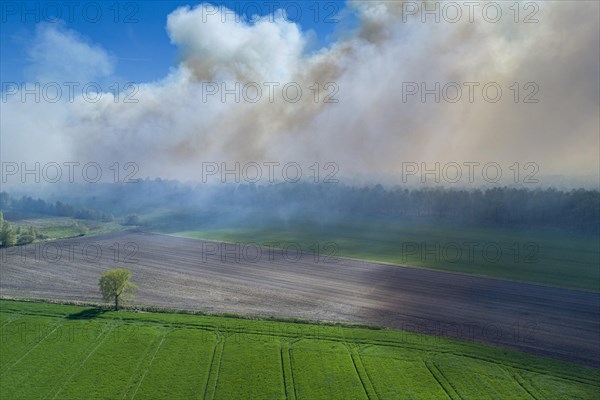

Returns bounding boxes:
[2,1,599,185]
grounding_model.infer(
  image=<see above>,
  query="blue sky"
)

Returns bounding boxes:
[1,0,351,84]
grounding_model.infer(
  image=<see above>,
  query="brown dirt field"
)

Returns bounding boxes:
[1,231,598,366]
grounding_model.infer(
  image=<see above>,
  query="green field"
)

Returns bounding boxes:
[151,216,600,292]
[13,217,125,241]
[1,300,598,399]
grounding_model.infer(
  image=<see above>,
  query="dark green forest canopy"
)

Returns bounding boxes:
[1,182,599,232]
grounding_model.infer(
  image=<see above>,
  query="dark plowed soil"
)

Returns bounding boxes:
[1,231,598,366]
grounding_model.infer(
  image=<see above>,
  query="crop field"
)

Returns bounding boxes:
[155,217,600,292]
[2,231,599,367]
[0,301,598,400]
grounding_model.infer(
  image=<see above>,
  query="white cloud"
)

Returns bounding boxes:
[25,22,114,83]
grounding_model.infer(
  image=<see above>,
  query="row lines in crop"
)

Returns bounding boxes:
[346,344,379,399]
[3,309,598,391]
[49,322,117,399]
[203,335,225,400]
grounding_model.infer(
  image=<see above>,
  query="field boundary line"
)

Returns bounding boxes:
[0,312,24,328]
[423,359,463,400]
[280,342,296,400]
[129,331,168,400]
[512,370,541,400]
[439,350,600,388]
[122,328,167,400]
[49,322,117,400]
[211,337,226,400]
[345,344,378,400]
[356,350,383,400]
[203,335,225,400]
[280,343,289,400]
[201,335,220,400]
[0,319,64,377]
[288,343,299,400]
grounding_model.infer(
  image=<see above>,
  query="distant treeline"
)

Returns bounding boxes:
[321,185,600,231]
[0,192,114,222]
[3,181,599,232]
[226,184,599,232]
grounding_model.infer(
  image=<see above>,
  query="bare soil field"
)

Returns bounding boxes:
[1,231,598,366]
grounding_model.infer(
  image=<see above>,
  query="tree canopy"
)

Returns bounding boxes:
[98,269,137,311]
[0,211,17,247]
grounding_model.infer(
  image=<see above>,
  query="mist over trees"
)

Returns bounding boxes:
[0,192,113,222]
[1,180,599,233]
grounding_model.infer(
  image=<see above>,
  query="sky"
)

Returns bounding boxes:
[1,1,349,83]
[1,1,599,187]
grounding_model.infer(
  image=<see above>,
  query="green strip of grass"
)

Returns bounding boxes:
[13,217,126,241]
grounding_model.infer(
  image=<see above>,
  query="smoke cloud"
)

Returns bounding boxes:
[2,1,599,185]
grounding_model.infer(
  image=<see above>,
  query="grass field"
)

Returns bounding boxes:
[1,300,598,399]
[13,217,125,241]
[151,216,600,292]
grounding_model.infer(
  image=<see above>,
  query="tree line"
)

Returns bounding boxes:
[2,181,599,233]
[0,192,114,222]
[0,211,43,247]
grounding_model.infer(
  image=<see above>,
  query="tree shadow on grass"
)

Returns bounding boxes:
[67,308,109,320]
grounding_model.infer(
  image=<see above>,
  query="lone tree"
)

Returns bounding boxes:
[99,269,137,310]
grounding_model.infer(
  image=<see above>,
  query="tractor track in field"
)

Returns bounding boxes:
[1,231,598,367]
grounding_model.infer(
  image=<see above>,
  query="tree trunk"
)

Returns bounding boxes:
[115,295,119,311]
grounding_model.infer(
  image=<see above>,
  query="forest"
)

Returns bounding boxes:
[1,180,598,233]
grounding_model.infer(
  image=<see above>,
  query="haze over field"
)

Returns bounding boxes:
[2,1,599,184]
[1,3,599,397]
